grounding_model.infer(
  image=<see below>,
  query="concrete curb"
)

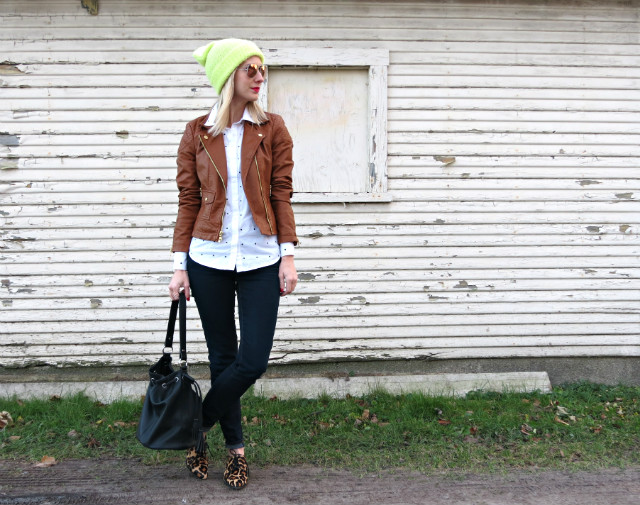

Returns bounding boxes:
[0,371,551,402]
[255,371,552,399]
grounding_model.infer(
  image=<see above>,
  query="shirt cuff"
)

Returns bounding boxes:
[280,242,294,257]
[173,252,188,270]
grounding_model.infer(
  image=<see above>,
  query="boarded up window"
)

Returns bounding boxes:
[268,68,369,193]
[260,48,389,202]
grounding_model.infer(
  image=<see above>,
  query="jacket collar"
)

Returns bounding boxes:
[203,104,255,128]
[197,106,269,187]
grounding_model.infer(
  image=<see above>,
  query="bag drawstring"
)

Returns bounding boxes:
[195,429,210,456]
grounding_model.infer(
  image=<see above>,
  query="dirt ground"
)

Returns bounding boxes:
[0,459,638,505]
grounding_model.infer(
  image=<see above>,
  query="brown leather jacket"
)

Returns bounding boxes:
[171,111,298,253]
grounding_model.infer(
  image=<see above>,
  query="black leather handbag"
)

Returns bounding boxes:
[136,291,203,450]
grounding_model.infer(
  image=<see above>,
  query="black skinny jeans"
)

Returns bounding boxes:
[187,255,281,449]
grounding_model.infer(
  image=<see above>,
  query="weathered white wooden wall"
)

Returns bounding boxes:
[1,0,638,369]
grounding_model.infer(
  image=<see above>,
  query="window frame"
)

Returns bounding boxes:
[259,47,390,203]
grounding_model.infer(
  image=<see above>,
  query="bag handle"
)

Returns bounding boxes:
[163,291,188,366]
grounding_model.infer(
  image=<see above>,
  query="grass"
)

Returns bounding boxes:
[0,382,638,473]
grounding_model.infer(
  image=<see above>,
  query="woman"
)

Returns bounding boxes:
[168,38,298,489]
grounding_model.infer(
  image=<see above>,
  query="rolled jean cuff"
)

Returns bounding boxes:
[226,442,245,450]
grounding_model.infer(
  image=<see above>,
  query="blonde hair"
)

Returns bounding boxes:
[207,69,268,137]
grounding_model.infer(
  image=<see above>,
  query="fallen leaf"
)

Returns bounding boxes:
[520,423,534,436]
[268,395,278,401]
[438,419,451,426]
[470,426,478,435]
[0,411,12,430]
[362,409,370,420]
[35,456,57,467]
[556,405,570,417]
[49,395,61,402]
[554,416,570,426]
[9,436,21,441]
[87,436,101,448]
[67,430,79,438]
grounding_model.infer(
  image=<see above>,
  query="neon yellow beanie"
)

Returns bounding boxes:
[193,38,265,94]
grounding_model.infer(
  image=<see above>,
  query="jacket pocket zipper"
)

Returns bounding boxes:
[199,135,226,242]
[255,156,274,235]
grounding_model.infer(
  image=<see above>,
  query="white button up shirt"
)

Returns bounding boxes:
[173,106,294,271]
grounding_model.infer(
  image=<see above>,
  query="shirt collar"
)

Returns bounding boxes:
[203,104,255,127]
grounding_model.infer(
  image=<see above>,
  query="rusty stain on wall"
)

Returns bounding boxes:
[434,155,456,166]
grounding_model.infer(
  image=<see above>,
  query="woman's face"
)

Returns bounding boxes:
[233,56,265,104]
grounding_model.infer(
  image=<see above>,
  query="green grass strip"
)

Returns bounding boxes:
[1,382,638,473]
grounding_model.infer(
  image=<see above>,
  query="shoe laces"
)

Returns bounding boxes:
[228,453,245,473]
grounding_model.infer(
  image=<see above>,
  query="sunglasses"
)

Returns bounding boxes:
[241,63,267,78]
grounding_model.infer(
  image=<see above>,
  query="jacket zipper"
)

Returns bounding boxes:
[255,156,274,235]
[199,135,226,242]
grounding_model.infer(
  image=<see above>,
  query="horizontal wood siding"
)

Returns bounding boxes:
[1,0,638,368]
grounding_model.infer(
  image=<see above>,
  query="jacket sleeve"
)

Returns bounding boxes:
[269,115,298,245]
[171,121,201,253]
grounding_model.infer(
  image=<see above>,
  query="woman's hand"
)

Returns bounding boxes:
[168,269,190,301]
[279,256,297,296]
